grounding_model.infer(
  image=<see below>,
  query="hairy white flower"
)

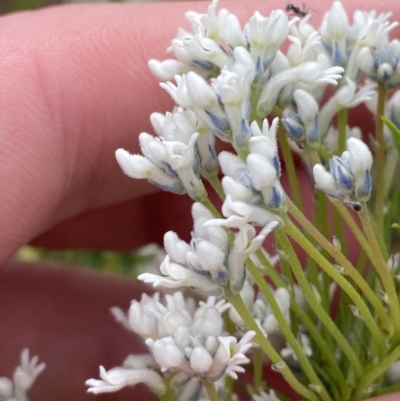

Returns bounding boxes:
[313,137,373,204]
[217,221,280,292]
[245,10,289,75]
[357,40,400,87]
[344,9,399,81]
[86,366,165,395]
[320,1,350,66]
[282,89,320,148]
[319,79,375,136]
[116,148,185,194]
[214,47,255,149]
[121,292,254,382]
[258,62,343,115]
[162,74,230,140]
[148,58,189,81]
[249,118,279,167]
[286,31,322,67]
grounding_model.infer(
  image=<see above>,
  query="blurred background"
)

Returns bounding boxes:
[0,0,135,15]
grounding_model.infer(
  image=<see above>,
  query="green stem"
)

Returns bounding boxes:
[313,190,330,308]
[202,378,220,401]
[199,196,221,218]
[275,227,363,380]
[288,199,392,336]
[277,124,303,211]
[159,374,174,401]
[247,262,346,396]
[225,376,233,401]
[283,217,388,360]
[337,108,348,154]
[204,172,225,200]
[352,344,400,401]
[330,199,373,261]
[256,249,284,285]
[316,143,333,161]
[358,204,400,337]
[374,382,400,397]
[374,82,388,230]
[253,347,263,392]
[251,262,332,401]
[226,291,320,401]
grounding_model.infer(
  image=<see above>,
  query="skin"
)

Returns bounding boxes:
[0,0,399,400]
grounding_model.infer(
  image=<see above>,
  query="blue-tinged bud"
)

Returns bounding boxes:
[355,170,372,201]
[193,59,216,71]
[305,115,320,147]
[150,179,186,194]
[205,110,231,136]
[272,155,281,176]
[282,118,305,140]
[329,157,353,190]
[255,57,263,81]
[267,186,284,210]
[332,42,347,67]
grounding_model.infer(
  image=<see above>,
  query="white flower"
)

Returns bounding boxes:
[286,31,322,67]
[258,62,343,116]
[247,154,286,211]
[245,10,289,73]
[86,366,165,395]
[125,293,253,382]
[127,293,161,338]
[214,47,255,149]
[320,1,350,66]
[213,331,256,379]
[0,349,45,401]
[224,221,280,292]
[319,79,375,136]
[313,137,373,204]
[357,41,400,87]
[162,74,230,139]
[282,89,320,148]
[249,118,279,167]
[13,349,45,392]
[344,10,398,81]
[148,58,189,81]
[115,148,185,194]
[172,32,231,71]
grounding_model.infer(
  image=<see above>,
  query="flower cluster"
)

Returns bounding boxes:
[87,292,255,396]
[88,1,400,401]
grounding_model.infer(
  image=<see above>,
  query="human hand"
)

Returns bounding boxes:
[0,0,399,400]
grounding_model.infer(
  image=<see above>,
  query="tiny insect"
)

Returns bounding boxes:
[285,3,308,18]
